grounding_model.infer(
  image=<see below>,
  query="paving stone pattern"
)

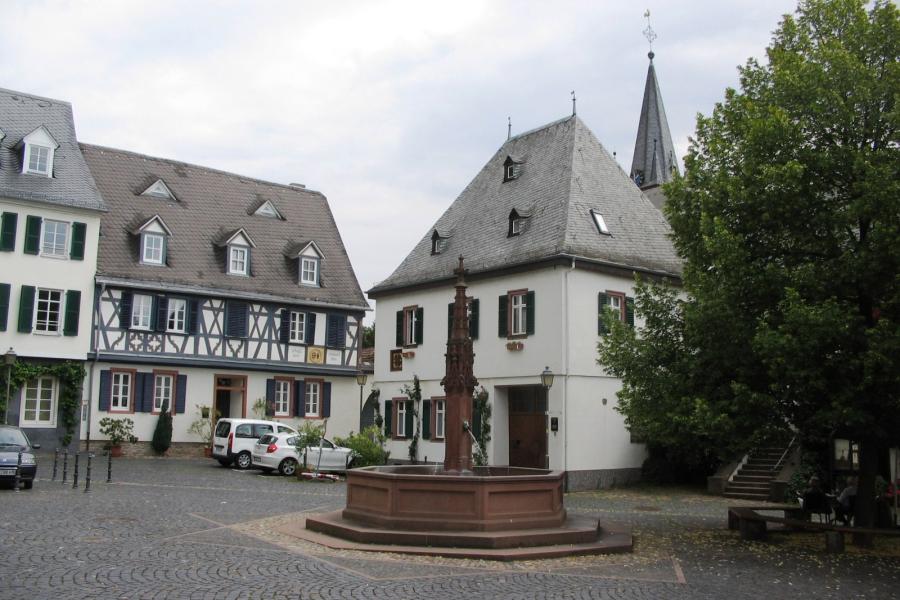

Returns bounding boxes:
[1,458,898,599]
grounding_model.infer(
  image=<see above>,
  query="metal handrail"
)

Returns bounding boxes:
[772,435,797,473]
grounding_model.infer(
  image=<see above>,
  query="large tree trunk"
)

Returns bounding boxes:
[852,439,879,547]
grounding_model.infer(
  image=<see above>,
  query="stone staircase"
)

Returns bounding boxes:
[723,445,792,501]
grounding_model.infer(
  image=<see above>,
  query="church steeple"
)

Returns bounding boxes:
[630,15,678,190]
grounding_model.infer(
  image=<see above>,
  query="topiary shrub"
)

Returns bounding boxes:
[151,408,173,455]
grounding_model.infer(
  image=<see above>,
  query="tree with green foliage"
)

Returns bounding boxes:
[151,407,173,455]
[363,322,375,348]
[600,0,899,531]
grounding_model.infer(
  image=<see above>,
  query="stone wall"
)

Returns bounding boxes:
[78,441,209,459]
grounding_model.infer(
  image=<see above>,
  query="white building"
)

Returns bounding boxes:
[0,88,106,448]
[369,109,682,490]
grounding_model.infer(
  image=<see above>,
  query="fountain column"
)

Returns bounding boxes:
[441,256,478,473]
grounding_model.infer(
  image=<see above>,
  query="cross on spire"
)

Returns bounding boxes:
[643,9,657,59]
[571,91,576,116]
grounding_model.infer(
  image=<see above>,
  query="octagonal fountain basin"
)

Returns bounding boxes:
[340,465,566,532]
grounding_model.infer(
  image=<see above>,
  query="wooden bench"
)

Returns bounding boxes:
[726,503,805,530]
[728,506,900,553]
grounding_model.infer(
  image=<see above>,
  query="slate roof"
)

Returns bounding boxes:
[369,115,681,296]
[0,88,106,212]
[630,53,678,189]
[81,144,368,310]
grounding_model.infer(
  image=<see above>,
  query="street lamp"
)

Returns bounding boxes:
[540,366,554,390]
[356,370,368,424]
[4,348,17,425]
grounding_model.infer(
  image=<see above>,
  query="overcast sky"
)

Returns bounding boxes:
[4,0,797,319]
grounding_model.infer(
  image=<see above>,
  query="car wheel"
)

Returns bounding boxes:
[279,458,298,476]
[22,480,33,490]
[235,451,252,470]
[217,458,232,467]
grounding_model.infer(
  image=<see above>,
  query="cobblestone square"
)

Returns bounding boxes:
[1,457,898,599]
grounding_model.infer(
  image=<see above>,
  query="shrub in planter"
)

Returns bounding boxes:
[334,425,390,468]
[151,408,173,455]
[98,417,138,456]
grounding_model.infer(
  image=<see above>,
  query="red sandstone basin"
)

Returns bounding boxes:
[342,465,566,532]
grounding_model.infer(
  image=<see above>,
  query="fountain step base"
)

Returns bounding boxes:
[295,511,632,560]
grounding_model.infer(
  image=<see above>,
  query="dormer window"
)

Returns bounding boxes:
[141,179,176,201]
[220,228,256,276]
[284,240,323,287]
[20,126,59,178]
[430,230,449,255]
[503,155,523,183]
[508,208,530,237]
[142,233,165,264]
[301,257,319,285]
[590,209,610,235]
[252,200,284,220]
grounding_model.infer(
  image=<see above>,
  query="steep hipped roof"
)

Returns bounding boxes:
[81,143,368,309]
[630,53,678,189]
[0,87,106,211]
[369,115,680,296]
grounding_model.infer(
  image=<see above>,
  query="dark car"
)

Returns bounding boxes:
[0,425,40,490]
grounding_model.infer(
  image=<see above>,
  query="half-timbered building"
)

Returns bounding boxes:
[80,144,368,449]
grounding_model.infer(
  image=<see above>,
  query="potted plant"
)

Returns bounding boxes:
[188,405,216,457]
[98,416,138,457]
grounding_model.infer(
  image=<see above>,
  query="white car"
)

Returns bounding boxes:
[251,433,354,476]
[212,418,298,470]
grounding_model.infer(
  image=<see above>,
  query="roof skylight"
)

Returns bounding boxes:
[590,209,610,235]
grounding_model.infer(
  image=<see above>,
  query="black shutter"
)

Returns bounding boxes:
[155,296,168,332]
[384,400,393,436]
[23,216,41,255]
[447,303,453,339]
[226,301,248,337]
[326,314,346,348]
[323,382,331,418]
[306,312,316,344]
[470,298,479,339]
[404,401,414,439]
[98,370,111,411]
[525,291,535,335]
[396,310,403,346]
[119,291,133,329]
[0,212,17,251]
[422,400,431,440]
[70,222,87,260]
[0,283,9,331]
[294,379,305,416]
[598,292,609,335]
[188,299,199,334]
[626,296,635,327]
[498,295,508,337]
[414,308,423,345]
[280,309,291,343]
[18,285,35,333]
[175,375,187,414]
[265,379,276,417]
[63,290,81,336]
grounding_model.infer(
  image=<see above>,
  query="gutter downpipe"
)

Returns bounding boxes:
[84,282,105,452]
[562,258,575,486]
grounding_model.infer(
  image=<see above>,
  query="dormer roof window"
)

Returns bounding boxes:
[19,126,59,177]
[283,241,323,287]
[133,215,172,266]
[508,208,531,237]
[141,179,176,201]
[430,229,449,255]
[252,199,284,220]
[590,209,610,236]
[503,155,523,183]
[219,228,256,276]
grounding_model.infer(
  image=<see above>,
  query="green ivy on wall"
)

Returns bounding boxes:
[1,361,85,447]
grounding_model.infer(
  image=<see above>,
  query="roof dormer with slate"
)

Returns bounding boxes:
[18,125,59,177]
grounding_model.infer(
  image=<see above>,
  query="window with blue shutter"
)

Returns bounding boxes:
[175,375,187,414]
[119,291,133,329]
[279,309,291,343]
[138,372,154,413]
[225,301,248,338]
[265,379,276,417]
[322,382,331,418]
[326,314,346,348]
[294,379,305,416]
[154,296,168,332]
[98,370,111,411]
[305,312,316,344]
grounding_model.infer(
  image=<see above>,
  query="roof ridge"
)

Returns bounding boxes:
[79,142,324,197]
[0,87,72,107]
[505,114,575,144]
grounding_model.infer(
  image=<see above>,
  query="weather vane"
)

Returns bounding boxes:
[643,9,657,58]
[571,90,576,116]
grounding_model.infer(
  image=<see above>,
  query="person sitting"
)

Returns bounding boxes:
[800,476,831,523]
[834,476,858,525]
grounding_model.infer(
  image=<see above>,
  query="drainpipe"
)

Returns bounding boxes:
[84,282,105,452]
[562,258,575,478]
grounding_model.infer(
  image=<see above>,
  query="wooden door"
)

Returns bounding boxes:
[508,386,547,469]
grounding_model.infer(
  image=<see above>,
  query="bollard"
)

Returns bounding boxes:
[106,448,112,483]
[13,451,22,492]
[84,453,93,493]
[62,448,69,484]
[52,448,59,481]
[72,452,80,489]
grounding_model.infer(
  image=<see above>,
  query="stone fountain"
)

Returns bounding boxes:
[303,258,631,559]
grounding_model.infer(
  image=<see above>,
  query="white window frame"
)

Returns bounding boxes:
[289,311,306,343]
[607,292,625,322]
[510,293,527,336]
[397,401,407,437]
[591,209,610,235]
[274,379,291,417]
[40,219,69,258]
[301,257,319,286]
[25,144,51,176]
[435,399,445,439]
[228,245,249,276]
[403,307,417,346]
[110,371,133,412]
[305,381,321,417]
[131,294,153,330]
[142,233,165,265]
[20,376,57,427]
[167,298,187,333]
[34,288,63,334]
[510,218,522,235]
[506,164,515,180]
[153,373,174,413]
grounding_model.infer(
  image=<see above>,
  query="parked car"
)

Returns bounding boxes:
[251,432,354,476]
[0,425,40,490]
[212,418,297,469]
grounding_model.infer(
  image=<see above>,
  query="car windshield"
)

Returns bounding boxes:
[0,428,29,447]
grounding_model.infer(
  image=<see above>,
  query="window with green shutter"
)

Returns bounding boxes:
[63,290,81,336]
[23,216,41,255]
[498,294,508,337]
[0,213,17,252]
[18,285,35,332]
[70,222,87,260]
[0,283,10,331]
[384,400,393,436]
